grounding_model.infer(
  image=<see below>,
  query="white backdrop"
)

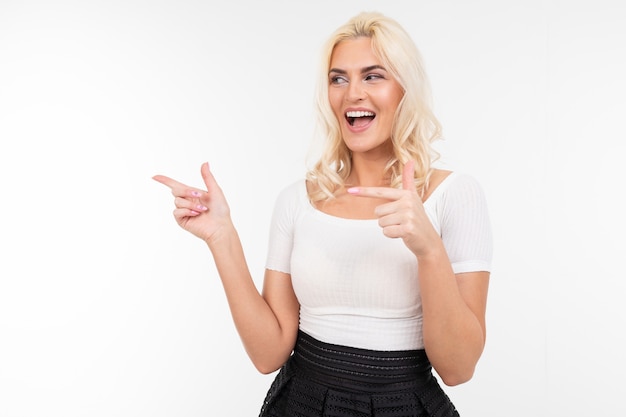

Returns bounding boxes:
[1,1,625,416]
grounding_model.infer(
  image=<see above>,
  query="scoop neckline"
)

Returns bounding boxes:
[303,172,457,222]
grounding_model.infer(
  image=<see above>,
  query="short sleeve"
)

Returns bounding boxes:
[264,180,302,274]
[439,175,493,274]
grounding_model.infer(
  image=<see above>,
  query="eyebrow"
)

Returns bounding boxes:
[328,65,387,75]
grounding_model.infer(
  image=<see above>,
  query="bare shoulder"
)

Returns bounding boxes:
[422,169,453,201]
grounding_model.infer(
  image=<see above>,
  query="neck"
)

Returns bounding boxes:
[345,156,391,187]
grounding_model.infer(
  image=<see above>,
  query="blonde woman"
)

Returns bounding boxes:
[154,11,492,417]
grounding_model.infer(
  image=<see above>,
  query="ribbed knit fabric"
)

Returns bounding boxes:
[265,173,492,351]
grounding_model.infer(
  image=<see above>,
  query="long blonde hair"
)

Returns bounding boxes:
[306,11,442,201]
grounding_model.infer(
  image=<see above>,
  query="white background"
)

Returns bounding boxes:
[1,0,625,416]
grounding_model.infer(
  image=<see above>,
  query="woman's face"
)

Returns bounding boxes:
[328,37,404,156]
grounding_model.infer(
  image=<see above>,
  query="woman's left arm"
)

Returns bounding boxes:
[347,162,491,386]
[415,247,489,386]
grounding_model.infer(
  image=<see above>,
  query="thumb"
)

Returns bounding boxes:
[402,160,416,191]
[200,162,218,191]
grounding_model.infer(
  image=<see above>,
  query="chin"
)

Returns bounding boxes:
[344,137,391,155]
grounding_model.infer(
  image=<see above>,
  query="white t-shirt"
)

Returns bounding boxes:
[265,172,493,351]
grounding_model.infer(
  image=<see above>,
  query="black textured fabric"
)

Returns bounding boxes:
[259,331,460,417]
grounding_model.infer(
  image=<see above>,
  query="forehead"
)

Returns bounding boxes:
[330,37,380,69]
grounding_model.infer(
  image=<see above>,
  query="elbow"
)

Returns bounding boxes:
[250,354,290,375]
[246,338,295,375]
[254,362,282,375]
[439,367,475,387]
[434,340,485,386]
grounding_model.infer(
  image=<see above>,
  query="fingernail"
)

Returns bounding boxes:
[347,187,359,194]
[190,210,199,216]
[196,204,207,211]
[191,191,201,197]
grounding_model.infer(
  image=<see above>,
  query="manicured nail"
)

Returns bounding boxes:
[347,187,359,194]
[191,191,201,197]
[190,210,200,216]
[196,204,207,211]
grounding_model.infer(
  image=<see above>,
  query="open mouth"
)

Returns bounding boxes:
[346,110,375,127]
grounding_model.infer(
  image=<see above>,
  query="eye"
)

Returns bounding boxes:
[364,73,384,82]
[330,75,348,85]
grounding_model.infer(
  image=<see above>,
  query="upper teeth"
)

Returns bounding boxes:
[346,111,374,118]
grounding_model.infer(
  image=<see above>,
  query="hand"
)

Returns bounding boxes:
[152,162,231,243]
[347,161,440,257]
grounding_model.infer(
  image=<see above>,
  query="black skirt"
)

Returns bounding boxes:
[259,331,460,417]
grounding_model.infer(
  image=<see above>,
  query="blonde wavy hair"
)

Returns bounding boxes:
[306,11,442,202]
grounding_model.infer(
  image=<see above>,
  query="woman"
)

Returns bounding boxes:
[153,11,492,417]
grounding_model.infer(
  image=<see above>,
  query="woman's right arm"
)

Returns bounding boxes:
[153,162,299,373]
[209,225,300,373]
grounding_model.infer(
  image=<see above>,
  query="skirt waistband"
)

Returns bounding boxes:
[292,331,432,392]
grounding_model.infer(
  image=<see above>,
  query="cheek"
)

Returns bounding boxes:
[382,89,404,111]
[391,88,405,111]
[328,91,343,118]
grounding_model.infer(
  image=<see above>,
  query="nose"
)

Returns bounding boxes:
[346,80,366,102]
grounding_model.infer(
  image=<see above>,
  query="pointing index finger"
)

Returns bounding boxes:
[346,161,417,199]
[152,174,204,198]
[152,174,181,190]
[346,185,403,200]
